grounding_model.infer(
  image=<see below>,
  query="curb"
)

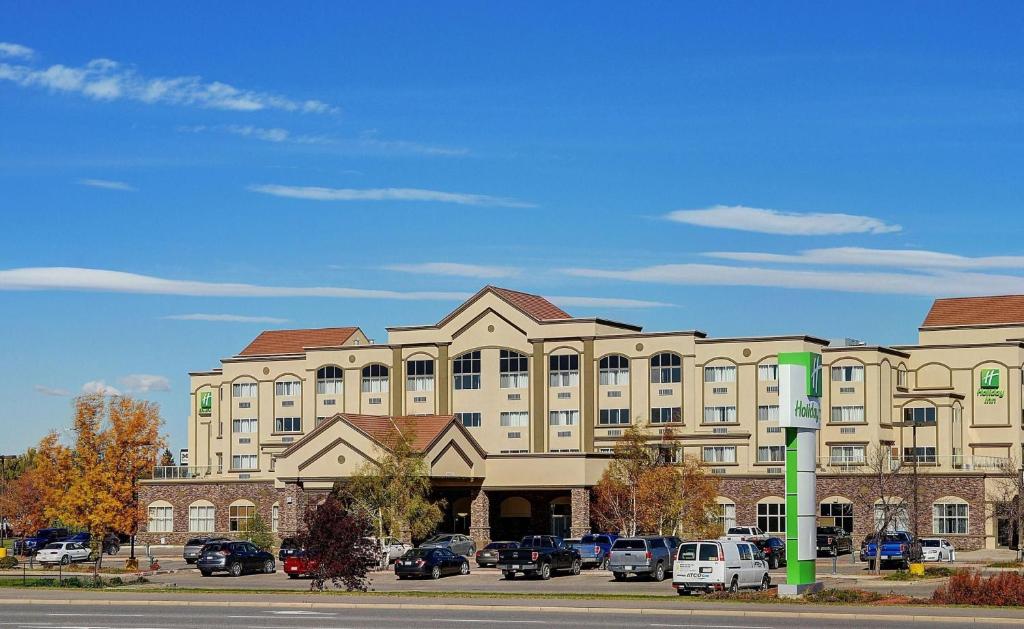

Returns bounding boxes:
[0,598,1022,624]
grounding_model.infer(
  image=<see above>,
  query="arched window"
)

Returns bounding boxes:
[406,358,435,392]
[316,366,343,395]
[651,353,682,384]
[499,497,532,518]
[599,355,630,386]
[499,350,529,389]
[189,500,215,532]
[148,501,174,533]
[549,353,579,387]
[229,500,256,532]
[757,498,786,534]
[933,498,969,535]
[453,351,481,390]
[819,497,853,534]
[361,364,389,393]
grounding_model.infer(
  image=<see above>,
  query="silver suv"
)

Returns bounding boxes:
[608,536,676,581]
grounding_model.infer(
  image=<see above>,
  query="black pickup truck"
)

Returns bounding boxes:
[496,535,582,580]
[816,526,854,556]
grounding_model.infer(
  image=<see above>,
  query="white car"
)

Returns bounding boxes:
[366,536,413,566]
[723,526,766,542]
[673,539,770,594]
[36,541,92,565]
[920,538,956,562]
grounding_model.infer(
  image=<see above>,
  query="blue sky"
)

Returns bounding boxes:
[2,2,1023,454]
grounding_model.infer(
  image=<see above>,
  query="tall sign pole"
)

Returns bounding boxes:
[777,352,823,597]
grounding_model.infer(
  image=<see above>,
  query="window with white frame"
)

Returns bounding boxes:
[406,359,435,392]
[831,406,865,423]
[903,446,936,464]
[361,364,389,393]
[549,410,579,426]
[757,405,779,422]
[933,502,968,535]
[897,368,908,388]
[275,417,301,433]
[456,412,482,428]
[757,445,785,463]
[757,501,786,534]
[650,353,681,384]
[599,355,630,386]
[829,445,866,465]
[453,351,481,390]
[651,407,681,424]
[718,502,737,532]
[499,411,528,427]
[704,366,736,383]
[148,504,173,533]
[229,503,255,532]
[316,366,343,395]
[549,354,579,387]
[656,445,682,464]
[189,504,214,532]
[272,504,279,533]
[703,406,737,423]
[232,382,258,398]
[499,350,529,389]
[275,380,301,396]
[702,446,736,464]
[598,408,630,425]
[903,406,936,424]
[231,454,258,470]
[758,364,779,381]
[831,365,864,382]
[232,418,257,433]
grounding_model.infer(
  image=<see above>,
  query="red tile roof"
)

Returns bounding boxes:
[238,327,360,356]
[341,414,456,452]
[490,286,571,321]
[923,295,1024,328]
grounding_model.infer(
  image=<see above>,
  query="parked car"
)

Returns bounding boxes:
[66,532,121,556]
[608,536,676,581]
[816,526,853,556]
[921,537,956,562]
[283,552,319,578]
[36,541,92,565]
[496,535,581,580]
[14,527,69,556]
[723,526,766,542]
[419,533,475,557]
[475,541,518,568]
[578,533,619,569]
[197,540,276,577]
[672,539,771,595]
[374,536,413,565]
[278,537,302,562]
[860,531,923,570]
[395,547,470,579]
[754,536,787,569]
[183,536,230,564]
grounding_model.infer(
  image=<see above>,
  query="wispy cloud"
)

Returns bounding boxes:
[563,263,1024,297]
[705,247,1024,270]
[548,295,672,309]
[0,42,34,59]
[249,184,535,208]
[0,43,335,113]
[666,205,901,235]
[164,313,291,323]
[383,262,522,279]
[82,380,121,396]
[118,374,171,393]
[179,124,466,156]
[77,178,136,191]
[34,384,70,397]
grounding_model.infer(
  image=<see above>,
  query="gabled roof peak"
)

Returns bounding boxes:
[437,285,571,326]
[238,326,361,357]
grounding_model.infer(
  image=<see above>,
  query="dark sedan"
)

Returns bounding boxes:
[755,536,787,569]
[395,548,469,579]
[475,541,518,568]
[197,541,275,577]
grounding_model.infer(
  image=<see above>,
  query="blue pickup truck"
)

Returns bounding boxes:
[565,533,618,569]
[859,531,923,570]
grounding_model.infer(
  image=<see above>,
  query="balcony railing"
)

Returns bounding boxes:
[152,465,222,479]
[816,455,1010,472]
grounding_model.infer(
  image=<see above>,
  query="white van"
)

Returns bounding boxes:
[671,539,770,595]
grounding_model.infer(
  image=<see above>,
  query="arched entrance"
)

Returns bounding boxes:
[550,496,571,538]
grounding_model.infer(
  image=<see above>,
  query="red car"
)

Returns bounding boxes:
[283,554,319,579]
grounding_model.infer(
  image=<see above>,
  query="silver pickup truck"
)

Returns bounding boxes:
[608,536,678,582]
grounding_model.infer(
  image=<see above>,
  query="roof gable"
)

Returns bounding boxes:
[436,285,570,327]
[238,327,360,356]
[923,295,1024,328]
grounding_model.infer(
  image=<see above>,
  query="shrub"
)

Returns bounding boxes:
[806,588,885,604]
[933,570,1024,606]
[0,557,17,569]
[296,495,377,592]
[243,513,276,552]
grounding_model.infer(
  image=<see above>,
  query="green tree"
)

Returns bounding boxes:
[243,513,276,552]
[158,449,175,467]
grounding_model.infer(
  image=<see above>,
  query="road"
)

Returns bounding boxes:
[0,601,1017,629]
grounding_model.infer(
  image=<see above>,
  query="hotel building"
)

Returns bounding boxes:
[139,287,1024,550]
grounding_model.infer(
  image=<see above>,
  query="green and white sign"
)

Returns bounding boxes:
[977,368,1004,405]
[198,391,213,416]
[778,352,822,430]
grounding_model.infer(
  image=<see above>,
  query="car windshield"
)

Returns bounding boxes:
[44,543,63,550]
[611,539,645,550]
[425,535,452,544]
[185,538,208,546]
[406,549,434,558]
[921,540,940,547]
[485,542,514,550]
[677,543,698,561]
[727,527,750,535]
[519,537,549,548]
[202,543,230,553]
[280,538,298,548]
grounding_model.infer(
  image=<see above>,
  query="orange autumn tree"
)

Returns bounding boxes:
[0,468,48,535]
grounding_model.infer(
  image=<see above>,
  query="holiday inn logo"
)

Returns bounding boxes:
[198,390,213,416]
[980,368,1000,390]
[977,368,1004,405]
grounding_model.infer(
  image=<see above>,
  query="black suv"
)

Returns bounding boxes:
[197,541,275,577]
[755,536,787,569]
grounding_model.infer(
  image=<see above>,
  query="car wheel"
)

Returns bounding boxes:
[460,561,469,575]
[760,574,771,591]
[571,559,581,576]
[652,562,665,582]
[539,563,551,580]
[229,562,242,577]
[599,557,609,571]
[431,566,441,580]
[769,556,778,570]
[185,559,195,565]
[200,570,212,577]
[263,560,275,574]
[677,588,690,596]
[288,573,299,579]
[503,570,516,580]
[60,555,70,565]
[831,545,838,557]
[728,576,739,593]
[612,572,625,581]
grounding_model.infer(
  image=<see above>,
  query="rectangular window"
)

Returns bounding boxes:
[148,506,173,533]
[549,410,579,426]
[703,406,737,424]
[599,356,630,386]
[757,405,779,422]
[406,359,435,392]
[231,454,258,470]
[456,412,482,428]
[903,407,937,424]
[831,406,865,423]
[598,408,630,426]
[758,364,779,381]
[757,502,786,534]
[274,380,301,396]
[757,446,785,463]
[829,445,866,465]
[650,407,682,424]
[549,354,580,388]
[656,445,682,464]
[704,366,736,383]
[316,376,342,395]
[500,350,530,389]
[274,417,301,433]
[189,505,214,532]
[718,503,737,532]
[820,502,854,534]
[903,446,937,464]
[229,505,255,532]
[272,504,279,533]
[933,503,968,535]
[232,418,257,433]
[499,411,528,427]
[897,369,908,388]
[831,366,864,382]
[232,382,258,398]
[702,446,736,464]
